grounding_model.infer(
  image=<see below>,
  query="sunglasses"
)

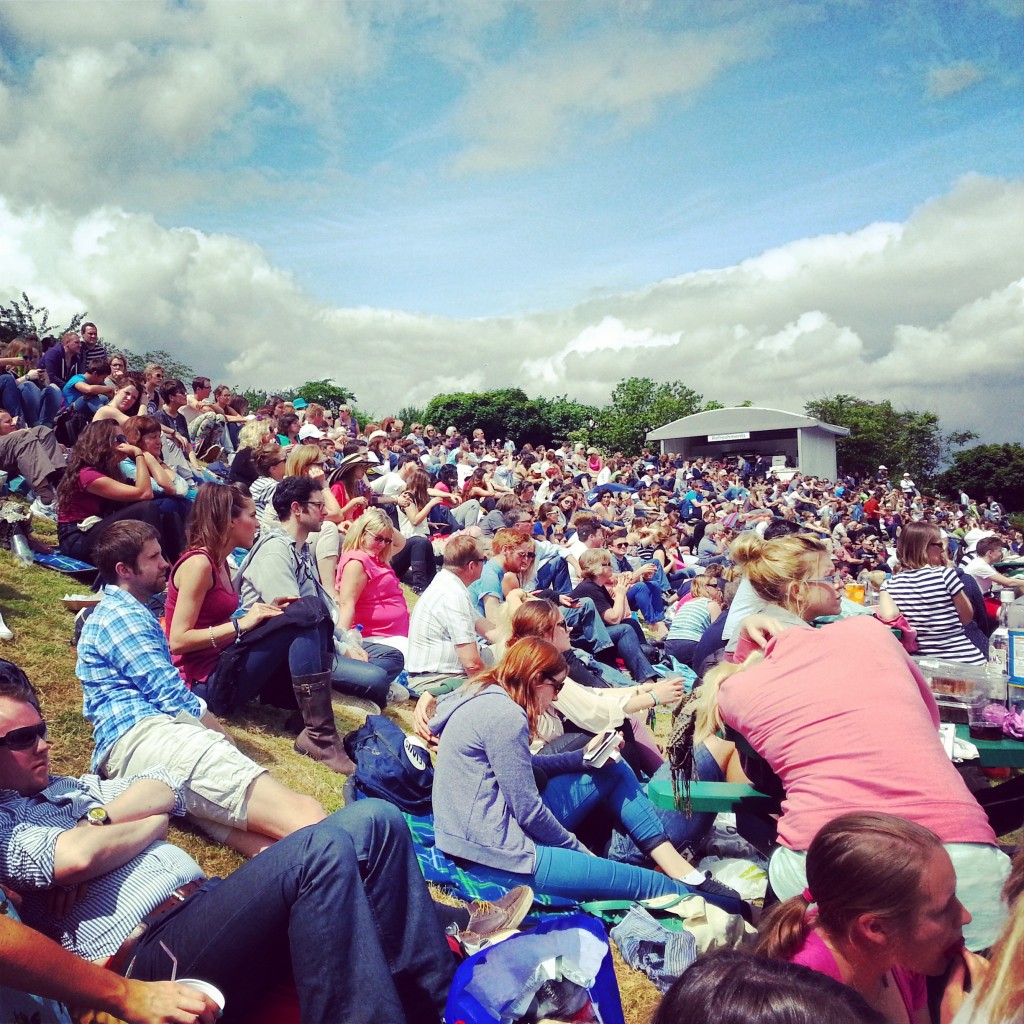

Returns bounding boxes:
[540,674,566,694]
[809,573,843,585]
[0,719,47,750]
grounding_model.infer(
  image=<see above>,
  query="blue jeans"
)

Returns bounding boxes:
[665,637,699,667]
[133,801,454,1024]
[627,580,665,625]
[605,620,657,682]
[203,618,333,711]
[67,393,108,416]
[459,760,743,913]
[563,597,613,654]
[607,750,720,865]
[17,380,61,427]
[0,374,25,422]
[333,640,405,706]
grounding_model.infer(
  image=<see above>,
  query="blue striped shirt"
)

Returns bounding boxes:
[0,771,198,961]
[77,586,204,771]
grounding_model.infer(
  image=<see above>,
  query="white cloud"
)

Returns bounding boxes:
[451,24,761,173]
[927,61,986,99]
[0,1,378,210]
[0,176,1022,443]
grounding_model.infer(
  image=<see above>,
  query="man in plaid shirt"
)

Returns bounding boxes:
[76,520,323,854]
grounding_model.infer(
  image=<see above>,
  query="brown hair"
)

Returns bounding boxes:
[756,813,942,962]
[896,521,942,570]
[254,441,284,475]
[186,482,253,562]
[443,534,485,570]
[123,414,161,447]
[56,420,130,513]
[471,636,566,737]
[510,599,561,643]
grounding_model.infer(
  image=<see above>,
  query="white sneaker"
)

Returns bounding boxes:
[331,694,382,721]
[0,613,13,641]
[387,681,413,705]
[30,498,57,522]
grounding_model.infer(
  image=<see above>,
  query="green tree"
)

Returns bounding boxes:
[937,444,1024,513]
[424,388,551,445]
[395,405,426,427]
[596,377,704,455]
[118,348,198,384]
[536,395,600,444]
[0,292,84,346]
[291,379,356,411]
[804,394,975,481]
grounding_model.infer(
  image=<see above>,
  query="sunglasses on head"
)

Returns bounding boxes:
[0,719,47,750]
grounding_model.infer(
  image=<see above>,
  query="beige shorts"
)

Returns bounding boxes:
[102,712,266,843]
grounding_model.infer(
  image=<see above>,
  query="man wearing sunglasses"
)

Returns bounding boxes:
[0,662,455,1022]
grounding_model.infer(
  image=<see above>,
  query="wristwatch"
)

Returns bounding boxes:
[81,807,111,826]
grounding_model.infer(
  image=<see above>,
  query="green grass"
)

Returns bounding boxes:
[0,540,664,1020]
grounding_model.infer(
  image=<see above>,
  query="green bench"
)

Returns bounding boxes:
[646,777,776,814]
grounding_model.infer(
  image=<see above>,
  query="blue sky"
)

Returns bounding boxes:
[0,0,1021,440]
[169,0,1024,316]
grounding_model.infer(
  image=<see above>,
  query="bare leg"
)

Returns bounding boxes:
[648,840,698,877]
[245,774,326,840]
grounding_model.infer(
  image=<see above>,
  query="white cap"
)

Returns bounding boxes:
[298,424,324,441]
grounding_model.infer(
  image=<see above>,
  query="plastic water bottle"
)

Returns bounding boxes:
[10,533,33,568]
[342,624,364,655]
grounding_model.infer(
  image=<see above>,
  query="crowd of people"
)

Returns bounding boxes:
[0,324,1021,1023]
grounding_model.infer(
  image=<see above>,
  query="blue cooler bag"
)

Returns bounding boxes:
[445,912,625,1024]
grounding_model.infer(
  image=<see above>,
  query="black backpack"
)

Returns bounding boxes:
[53,406,89,447]
[343,715,434,814]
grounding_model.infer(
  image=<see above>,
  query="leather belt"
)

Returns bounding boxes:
[108,878,206,977]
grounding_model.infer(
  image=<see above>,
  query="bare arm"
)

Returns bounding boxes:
[52,816,170,885]
[83,448,152,503]
[140,451,177,493]
[455,641,485,676]
[335,558,368,633]
[602,581,630,625]
[0,917,218,1024]
[167,552,280,655]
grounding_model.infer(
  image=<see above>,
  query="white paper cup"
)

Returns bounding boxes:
[177,978,225,1012]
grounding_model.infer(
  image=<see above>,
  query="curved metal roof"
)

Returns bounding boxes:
[646,406,850,441]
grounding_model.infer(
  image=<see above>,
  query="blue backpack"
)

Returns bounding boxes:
[343,715,434,814]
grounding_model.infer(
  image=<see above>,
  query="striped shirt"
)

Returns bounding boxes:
[407,569,479,675]
[667,597,714,643]
[0,771,197,961]
[882,565,985,664]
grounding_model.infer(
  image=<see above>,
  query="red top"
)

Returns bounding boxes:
[164,549,240,685]
[57,467,108,523]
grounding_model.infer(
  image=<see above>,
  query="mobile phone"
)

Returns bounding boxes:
[583,729,620,769]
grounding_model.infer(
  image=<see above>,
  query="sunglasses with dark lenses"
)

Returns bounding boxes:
[0,719,47,750]
[541,674,566,694]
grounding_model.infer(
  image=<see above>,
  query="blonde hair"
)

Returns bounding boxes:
[730,532,830,620]
[579,548,612,579]
[689,576,720,601]
[237,419,265,452]
[342,508,395,564]
[285,444,322,477]
[969,851,1024,1023]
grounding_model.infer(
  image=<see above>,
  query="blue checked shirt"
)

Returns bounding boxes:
[77,586,204,772]
[0,770,197,961]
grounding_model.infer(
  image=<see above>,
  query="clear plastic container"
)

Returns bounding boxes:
[914,658,1006,725]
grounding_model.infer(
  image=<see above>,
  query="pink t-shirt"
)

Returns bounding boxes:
[718,615,995,851]
[336,549,410,638]
[792,929,926,1017]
